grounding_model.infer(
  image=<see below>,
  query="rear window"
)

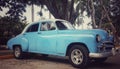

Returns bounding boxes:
[26,23,39,32]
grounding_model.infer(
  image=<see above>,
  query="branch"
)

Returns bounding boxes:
[89,0,96,28]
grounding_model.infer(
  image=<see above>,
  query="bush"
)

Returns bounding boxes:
[0,16,27,45]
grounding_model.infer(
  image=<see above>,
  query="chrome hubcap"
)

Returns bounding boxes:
[14,47,21,57]
[71,49,83,65]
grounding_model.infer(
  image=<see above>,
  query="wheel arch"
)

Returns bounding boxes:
[66,42,89,56]
[13,44,22,50]
[12,43,28,52]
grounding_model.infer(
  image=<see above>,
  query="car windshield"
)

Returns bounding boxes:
[56,21,75,30]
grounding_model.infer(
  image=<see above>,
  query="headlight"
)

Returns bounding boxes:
[96,34,101,42]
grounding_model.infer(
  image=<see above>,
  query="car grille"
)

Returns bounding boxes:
[98,41,114,52]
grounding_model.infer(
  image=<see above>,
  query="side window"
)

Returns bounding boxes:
[56,21,67,30]
[26,23,39,32]
[40,22,56,31]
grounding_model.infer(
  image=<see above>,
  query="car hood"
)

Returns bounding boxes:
[58,29,108,41]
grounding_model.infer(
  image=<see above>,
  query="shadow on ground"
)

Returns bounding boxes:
[22,54,70,64]
[21,54,120,69]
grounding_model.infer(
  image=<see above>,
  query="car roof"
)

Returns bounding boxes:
[31,19,66,24]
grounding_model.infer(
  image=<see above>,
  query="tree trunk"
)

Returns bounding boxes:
[43,0,61,19]
[87,0,97,29]
[43,0,79,24]
[31,2,34,22]
[91,0,96,29]
[62,0,68,20]
[69,0,74,21]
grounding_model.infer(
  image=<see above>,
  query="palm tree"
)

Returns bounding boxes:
[31,3,34,22]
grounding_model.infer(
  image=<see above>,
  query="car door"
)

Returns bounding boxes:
[23,23,39,52]
[36,21,57,54]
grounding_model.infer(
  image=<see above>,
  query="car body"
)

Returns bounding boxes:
[7,19,115,68]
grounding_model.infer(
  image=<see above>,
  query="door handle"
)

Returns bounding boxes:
[23,33,26,35]
[38,32,41,34]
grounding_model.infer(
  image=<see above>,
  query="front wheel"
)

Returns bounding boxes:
[68,45,89,68]
[13,46,23,59]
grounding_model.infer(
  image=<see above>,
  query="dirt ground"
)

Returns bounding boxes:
[0,55,120,69]
[0,55,75,69]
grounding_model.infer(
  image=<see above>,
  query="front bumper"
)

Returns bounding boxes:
[89,48,116,58]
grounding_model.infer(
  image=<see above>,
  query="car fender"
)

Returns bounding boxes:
[56,34,97,56]
[7,34,29,52]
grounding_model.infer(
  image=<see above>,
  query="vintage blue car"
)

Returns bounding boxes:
[7,19,115,68]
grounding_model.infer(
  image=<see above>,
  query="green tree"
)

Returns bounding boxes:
[0,0,87,25]
[110,0,120,36]
[0,16,27,45]
[108,0,120,45]
[0,0,9,11]
[0,0,27,20]
[0,0,117,30]
[42,0,86,24]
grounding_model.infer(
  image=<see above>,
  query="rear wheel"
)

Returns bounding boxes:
[13,46,23,59]
[68,45,89,68]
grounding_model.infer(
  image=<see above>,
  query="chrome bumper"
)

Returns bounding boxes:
[89,48,116,58]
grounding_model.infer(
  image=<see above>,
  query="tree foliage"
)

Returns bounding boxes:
[0,0,9,11]
[0,16,26,36]
[0,16,27,44]
[110,0,120,36]
[0,0,27,20]
[0,0,87,25]
[0,0,120,32]
[39,0,87,25]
